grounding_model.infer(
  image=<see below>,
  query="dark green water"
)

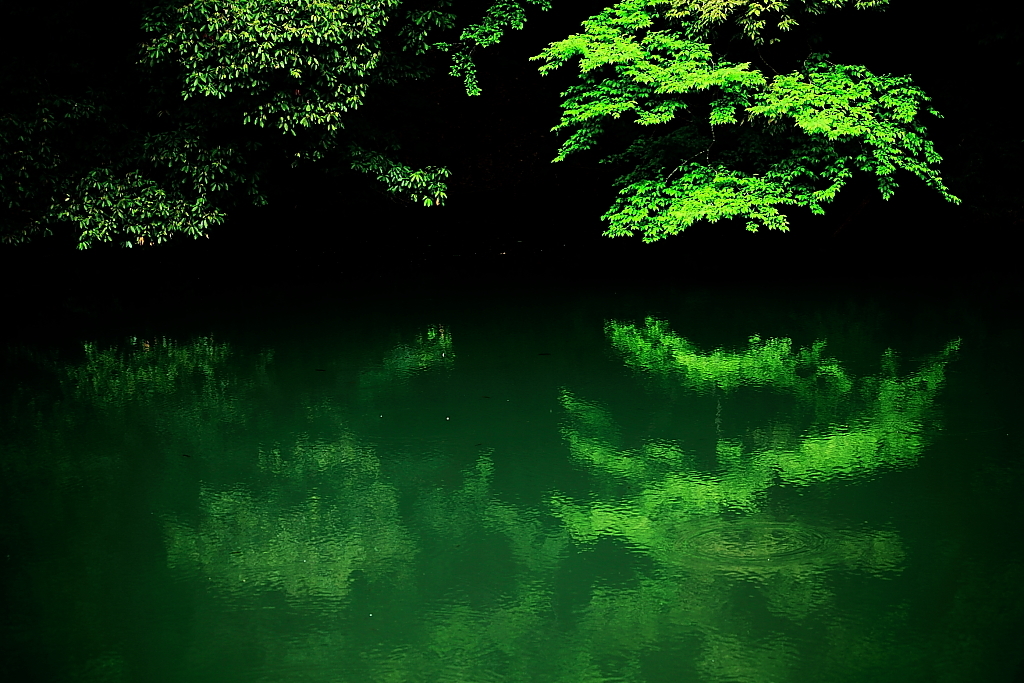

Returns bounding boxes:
[2,283,1021,682]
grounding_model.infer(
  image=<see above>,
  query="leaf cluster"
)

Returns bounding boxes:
[530,0,958,240]
[140,0,412,133]
[2,0,552,247]
[662,0,889,44]
[431,0,553,96]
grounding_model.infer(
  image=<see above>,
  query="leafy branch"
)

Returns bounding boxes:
[531,0,958,240]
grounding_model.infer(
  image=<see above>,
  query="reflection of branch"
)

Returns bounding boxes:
[359,325,454,388]
[165,449,417,603]
[554,334,958,552]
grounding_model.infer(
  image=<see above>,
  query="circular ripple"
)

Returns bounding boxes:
[677,520,834,567]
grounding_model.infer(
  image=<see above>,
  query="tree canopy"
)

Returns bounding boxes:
[0,0,551,248]
[0,0,1001,249]
[530,0,960,240]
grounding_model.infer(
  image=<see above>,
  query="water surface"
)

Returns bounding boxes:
[2,282,1021,682]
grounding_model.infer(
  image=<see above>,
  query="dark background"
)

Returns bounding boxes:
[1,0,1019,335]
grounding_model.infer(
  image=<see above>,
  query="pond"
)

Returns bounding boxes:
[2,275,1021,683]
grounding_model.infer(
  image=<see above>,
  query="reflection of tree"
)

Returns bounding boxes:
[608,318,857,397]
[0,335,279,682]
[556,321,961,536]
[67,336,239,403]
[144,321,957,682]
[537,320,959,681]
[163,436,417,606]
[358,325,453,390]
[2,325,458,679]
[2,318,969,682]
[63,335,273,456]
[156,326,458,607]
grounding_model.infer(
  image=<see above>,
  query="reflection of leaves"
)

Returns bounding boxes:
[258,432,372,478]
[608,318,960,429]
[164,437,416,603]
[67,336,259,407]
[761,568,833,619]
[668,519,905,585]
[366,590,573,683]
[165,488,363,600]
[358,324,454,390]
[549,330,952,633]
[608,317,854,396]
[419,455,496,542]
[560,329,959,495]
[50,335,274,443]
[418,454,569,575]
[696,630,798,683]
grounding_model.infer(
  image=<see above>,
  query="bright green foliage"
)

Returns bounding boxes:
[531,0,959,240]
[1,0,551,247]
[663,0,890,44]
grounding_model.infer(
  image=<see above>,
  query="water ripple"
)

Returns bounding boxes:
[677,519,837,568]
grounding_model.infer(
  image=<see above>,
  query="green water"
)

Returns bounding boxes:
[2,283,1021,682]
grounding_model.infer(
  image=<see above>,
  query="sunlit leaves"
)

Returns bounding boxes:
[747,57,957,202]
[530,1,764,166]
[662,0,890,44]
[531,0,958,240]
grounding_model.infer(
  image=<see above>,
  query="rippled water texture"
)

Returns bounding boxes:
[680,520,836,566]
[1,283,1021,683]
